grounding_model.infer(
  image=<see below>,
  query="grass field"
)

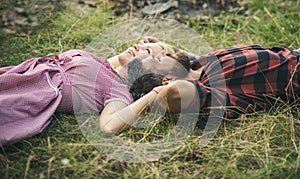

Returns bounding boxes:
[1,0,300,178]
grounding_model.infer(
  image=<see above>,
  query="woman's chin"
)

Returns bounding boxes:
[118,53,132,66]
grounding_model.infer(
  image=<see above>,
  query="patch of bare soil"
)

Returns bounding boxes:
[0,0,65,35]
[0,0,239,35]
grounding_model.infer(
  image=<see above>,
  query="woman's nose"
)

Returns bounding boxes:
[133,44,140,51]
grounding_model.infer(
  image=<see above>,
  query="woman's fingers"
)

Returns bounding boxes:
[141,36,160,43]
[162,76,174,85]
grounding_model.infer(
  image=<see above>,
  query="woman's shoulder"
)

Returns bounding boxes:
[59,49,89,58]
[59,49,108,63]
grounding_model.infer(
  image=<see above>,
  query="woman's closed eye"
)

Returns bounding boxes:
[146,48,151,54]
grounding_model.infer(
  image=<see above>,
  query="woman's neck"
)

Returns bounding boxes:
[107,55,120,69]
[114,66,127,78]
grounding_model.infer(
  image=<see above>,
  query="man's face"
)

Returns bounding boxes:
[125,53,191,101]
[140,55,175,72]
[139,55,190,78]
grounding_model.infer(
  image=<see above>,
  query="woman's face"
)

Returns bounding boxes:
[118,43,164,66]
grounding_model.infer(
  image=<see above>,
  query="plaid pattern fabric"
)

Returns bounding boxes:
[191,45,300,118]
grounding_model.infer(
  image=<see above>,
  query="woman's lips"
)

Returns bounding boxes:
[127,48,135,57]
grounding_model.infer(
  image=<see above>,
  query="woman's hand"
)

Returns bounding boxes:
[161,75,175,86]
[140,36,160,44]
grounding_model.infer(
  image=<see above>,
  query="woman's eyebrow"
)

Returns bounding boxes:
[157,44,165,50]
[143,45,152,48]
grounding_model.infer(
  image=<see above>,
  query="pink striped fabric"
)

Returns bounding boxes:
[0,50,133,145]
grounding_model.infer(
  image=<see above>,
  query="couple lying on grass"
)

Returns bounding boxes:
[0,36,299,145]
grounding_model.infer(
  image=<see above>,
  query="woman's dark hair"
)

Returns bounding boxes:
[127,58,164,101]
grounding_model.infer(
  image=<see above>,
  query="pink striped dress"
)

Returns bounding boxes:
[0,50,133,145]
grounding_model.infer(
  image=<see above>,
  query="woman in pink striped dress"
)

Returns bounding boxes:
[0,39,168,145]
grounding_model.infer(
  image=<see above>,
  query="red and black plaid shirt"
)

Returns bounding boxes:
[190,45,300,118]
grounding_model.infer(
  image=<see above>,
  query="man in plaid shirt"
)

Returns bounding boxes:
[188,45,300,118]
[129,44,300,118]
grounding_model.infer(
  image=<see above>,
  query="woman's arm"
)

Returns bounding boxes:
[99,80,197,134]
[99,88,162,134]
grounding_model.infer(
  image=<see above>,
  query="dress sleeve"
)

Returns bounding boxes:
[101,67,134,107]
[104,78,134,106]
